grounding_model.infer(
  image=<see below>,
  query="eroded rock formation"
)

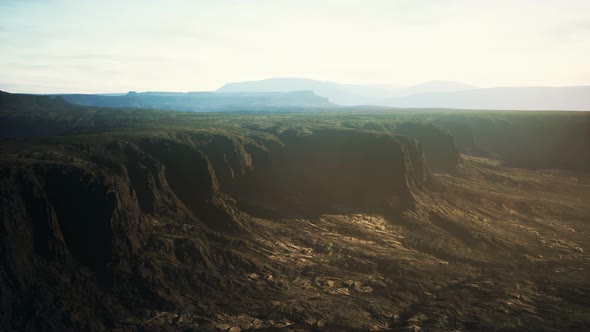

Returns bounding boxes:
[0,126,434,330]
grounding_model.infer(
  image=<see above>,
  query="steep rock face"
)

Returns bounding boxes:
[0,160,149,330]
[275,129,411,213]
[0,142,231,330]
[0,127,437,330]
[42,166,116,286]
[393,134,431,186]
[123,145,159,215]
[121,128,431,219]
[138,139,243,233]
[216,128,430,217]
[433,120,490,156]
[394,122,460,172]
[434,114,590,170]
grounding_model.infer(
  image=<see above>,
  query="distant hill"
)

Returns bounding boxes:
[381,86,590,110]
[217,77,477,105]
[218,78,590,110]
[8,78,588,111]
[217,77,383,105]
[54,90,335,111]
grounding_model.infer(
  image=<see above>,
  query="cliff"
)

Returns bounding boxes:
[0,124,432,329]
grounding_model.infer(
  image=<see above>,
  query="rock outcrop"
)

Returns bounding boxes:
[394,122,460,172]
[0,124,435,330]
[434,113,590,170]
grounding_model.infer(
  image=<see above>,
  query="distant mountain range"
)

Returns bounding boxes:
[53,90,334,111]
[218,78,590,110]
[380,86,590,110]
[5,77,588,111]
[217,77,478,106]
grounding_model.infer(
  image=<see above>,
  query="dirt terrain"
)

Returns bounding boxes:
[126,156,590,331]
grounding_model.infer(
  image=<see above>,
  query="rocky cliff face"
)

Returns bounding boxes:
[0,158,147,330]
[394,122,460,172]
[229,128,426,217]
[434,113,590,170]
[0,126,434,330]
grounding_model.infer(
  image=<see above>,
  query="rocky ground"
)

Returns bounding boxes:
[120,156,590,331]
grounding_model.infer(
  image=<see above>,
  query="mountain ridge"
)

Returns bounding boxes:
[382,85,590,110]
[217,77,478,105]
[52,90,336,111]
[217,77,590,110]
[5,77,590,111]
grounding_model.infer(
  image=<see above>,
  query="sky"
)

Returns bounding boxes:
[1,0,589,93]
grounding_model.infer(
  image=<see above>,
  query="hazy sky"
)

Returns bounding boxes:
[1,0,589,93]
